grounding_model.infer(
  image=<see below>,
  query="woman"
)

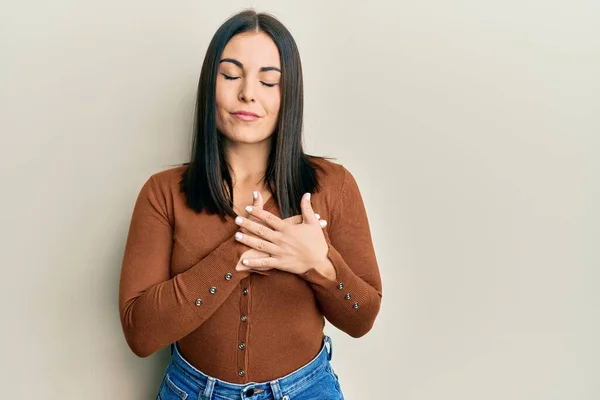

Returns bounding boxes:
[118,9,382,400]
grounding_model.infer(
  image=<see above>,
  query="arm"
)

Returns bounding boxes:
[118,176,249,357]
[301,167,383,337]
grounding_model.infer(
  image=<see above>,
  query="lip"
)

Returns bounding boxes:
[231,111,260,121]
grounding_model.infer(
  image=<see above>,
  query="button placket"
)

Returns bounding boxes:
[237,277,251,381]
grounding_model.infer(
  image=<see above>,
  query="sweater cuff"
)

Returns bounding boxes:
[300,232,370,310]
[302,240,343,285]
[177,235,251,315]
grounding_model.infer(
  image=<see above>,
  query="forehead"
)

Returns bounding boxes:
[221,31,281,69]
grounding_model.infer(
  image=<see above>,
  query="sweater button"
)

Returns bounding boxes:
[195,299,202,306]
[239,369,245,377]
[353,302,359,309]
[225,273,233,280]
[209,286,217,294]
[337,283,344,290]
[242,288,248,295]
[241,315,247,322]
[345,293,351,300]
[239,342,246,350]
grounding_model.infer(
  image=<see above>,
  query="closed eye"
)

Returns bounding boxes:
[222,73,277,88]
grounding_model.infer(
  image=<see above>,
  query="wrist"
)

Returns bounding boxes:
[312,257,336,281]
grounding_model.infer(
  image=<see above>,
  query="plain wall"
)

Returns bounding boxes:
[1,0,598,399]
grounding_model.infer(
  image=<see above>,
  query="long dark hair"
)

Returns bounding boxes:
[181,9,328,220]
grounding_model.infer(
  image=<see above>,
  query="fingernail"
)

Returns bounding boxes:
[315,213,320,220]
[242,259,249,266]
[305,193,311,200]
[235,232,243,240]
[252,191,259,199]
[245,205,253,213]
[320,220,327,228]
[235,216,243,225]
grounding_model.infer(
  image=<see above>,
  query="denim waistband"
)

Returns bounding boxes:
[169,335,333,400]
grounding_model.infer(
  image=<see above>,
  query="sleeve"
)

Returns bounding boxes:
[118,176,250,357]
[300,167,383,338]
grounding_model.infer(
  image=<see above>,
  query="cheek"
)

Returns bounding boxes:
[215,83,228,112]
[215,84,233,130]
[264,91,281,118]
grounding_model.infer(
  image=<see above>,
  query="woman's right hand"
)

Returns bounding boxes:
[237,190,326,272]
[239,190,326,236]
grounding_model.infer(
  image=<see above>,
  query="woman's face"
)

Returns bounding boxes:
[215,31,282,145]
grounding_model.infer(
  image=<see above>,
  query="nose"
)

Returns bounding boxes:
[239,79,256,103]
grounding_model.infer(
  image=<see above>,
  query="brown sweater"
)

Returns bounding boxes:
[118,158,383,383]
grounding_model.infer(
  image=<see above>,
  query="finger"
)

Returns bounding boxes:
[237,257,279,271]
[235,216,279,243]
[245,206,286,231]
[301,193,318,225]
[236,264,273,272]
[283,213,321,225]
[247,191,264,226]
[238,267,274,273]
[283,214,303,225]
[240,226,256,236]
[251,190,263,210]
[241,227,268,237]
[234,231,279,255]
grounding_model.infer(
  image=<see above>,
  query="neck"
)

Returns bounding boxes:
[223,138,271,188]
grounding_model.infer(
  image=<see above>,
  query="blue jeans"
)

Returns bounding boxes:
[156,335,344,400]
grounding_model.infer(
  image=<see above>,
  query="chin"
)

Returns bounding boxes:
[225,130,273,144]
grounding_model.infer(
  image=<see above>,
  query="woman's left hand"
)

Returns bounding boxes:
[234,193,329,275]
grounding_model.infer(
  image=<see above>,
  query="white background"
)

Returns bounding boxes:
[1,1,598,399]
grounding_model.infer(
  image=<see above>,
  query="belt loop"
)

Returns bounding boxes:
[201,377,215,400]
[324,335,333,361]
[270,380,283,400]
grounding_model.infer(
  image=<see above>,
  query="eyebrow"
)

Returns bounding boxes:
[220,58,281,73]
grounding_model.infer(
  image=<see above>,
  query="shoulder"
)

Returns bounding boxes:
[131,164,188,223]
[136,164,188,207]
[307,156,359,205]
[309,156,345,187]
[147,164,188,191]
